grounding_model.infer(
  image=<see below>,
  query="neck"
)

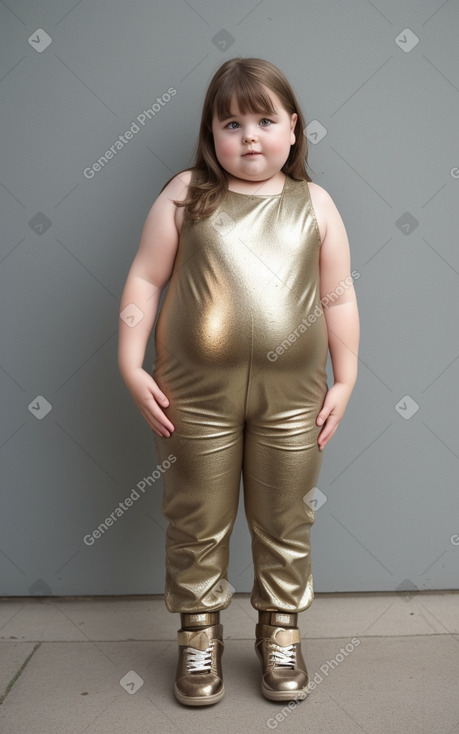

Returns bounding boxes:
[227,172,286,195]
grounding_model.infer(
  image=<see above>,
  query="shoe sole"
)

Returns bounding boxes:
[260,682,309,702]
[174,683,225,706]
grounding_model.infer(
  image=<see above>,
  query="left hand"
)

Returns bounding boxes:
[316,382,353,451]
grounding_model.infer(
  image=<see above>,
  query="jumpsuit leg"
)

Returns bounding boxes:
[242,374,326,613]
[154,389,244,614]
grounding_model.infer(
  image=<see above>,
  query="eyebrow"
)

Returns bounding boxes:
[219,110,279,122]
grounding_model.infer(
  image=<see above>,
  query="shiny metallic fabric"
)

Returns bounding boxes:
[175,621,225,706]
[153,175,328,614]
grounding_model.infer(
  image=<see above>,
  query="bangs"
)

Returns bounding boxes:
[213,74,278,121]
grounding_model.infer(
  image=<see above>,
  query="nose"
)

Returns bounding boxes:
[243,126,258,143]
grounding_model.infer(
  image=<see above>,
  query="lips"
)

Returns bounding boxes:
[243,151,261,156]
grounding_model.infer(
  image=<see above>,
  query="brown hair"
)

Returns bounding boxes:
[162,57,311,220]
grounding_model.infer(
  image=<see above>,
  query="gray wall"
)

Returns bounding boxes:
[1,0,458,597]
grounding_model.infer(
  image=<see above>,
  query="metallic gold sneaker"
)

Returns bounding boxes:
[255,611,309,702]
[174,612,224,706]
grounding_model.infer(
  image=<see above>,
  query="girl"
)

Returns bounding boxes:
[118,57,359,706]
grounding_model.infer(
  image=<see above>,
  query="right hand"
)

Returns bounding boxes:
[122,367,175,437]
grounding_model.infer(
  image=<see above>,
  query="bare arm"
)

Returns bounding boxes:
[309,183,360,450]
[118,171,191,436]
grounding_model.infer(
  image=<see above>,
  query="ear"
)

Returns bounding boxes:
[290,112,298,145]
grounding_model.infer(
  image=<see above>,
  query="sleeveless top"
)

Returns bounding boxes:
[154,174,328,392]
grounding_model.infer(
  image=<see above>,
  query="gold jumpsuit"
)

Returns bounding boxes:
[153,174,328,614]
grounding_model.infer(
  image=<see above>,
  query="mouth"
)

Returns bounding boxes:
[243,151,261,156]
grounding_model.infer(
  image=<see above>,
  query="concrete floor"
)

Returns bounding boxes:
[0,592,458,734]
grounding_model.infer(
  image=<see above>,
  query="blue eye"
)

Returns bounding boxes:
[226,121,240,129]
[259,118,272,126]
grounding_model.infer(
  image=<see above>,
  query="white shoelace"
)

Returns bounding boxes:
[268,643,296,669]
[186,643,213,673]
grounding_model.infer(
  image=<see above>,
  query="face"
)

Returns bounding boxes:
[211,88,298,185]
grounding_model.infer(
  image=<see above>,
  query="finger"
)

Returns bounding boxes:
[318,414,339,440]
[151,423,171,438]
[140,405,174,436]
[150,380,170,406]
[151,413,175,435]
[144,393,175,432]
[317,403,333,426]
[156,408,175,433]
[151,425,170,437]
[152,387,170,406]
[318,419,340,450]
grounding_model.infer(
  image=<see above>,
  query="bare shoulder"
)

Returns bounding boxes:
[160,168,194,201]
[307,181,332,243]
[307,181,337,212]
[307,182,344,243]
[157,168,195,234]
